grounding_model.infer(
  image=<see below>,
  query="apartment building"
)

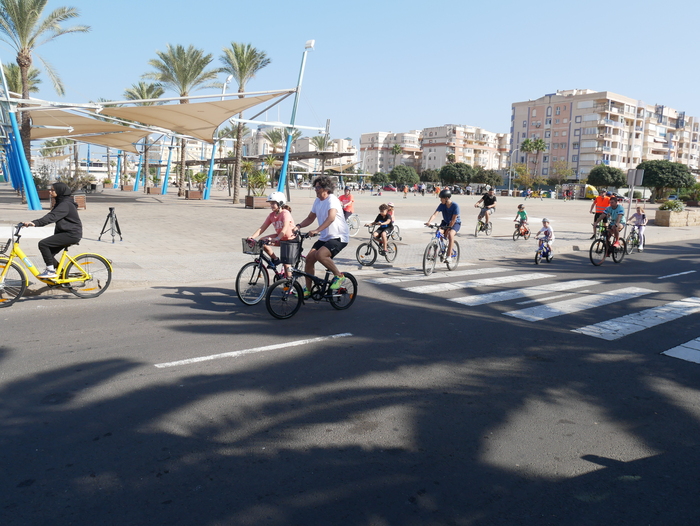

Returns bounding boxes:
[421,124,509,172]
[511,89,700,179]
[359,130,422,174]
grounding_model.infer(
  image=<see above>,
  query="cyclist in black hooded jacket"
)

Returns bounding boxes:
[23,182,83,279]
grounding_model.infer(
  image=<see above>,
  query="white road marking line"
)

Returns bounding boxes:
[407,273,554,294]
[367,265,492,285]
[154,333,353,368]
[573,297,700,340]
[662,337,700,364]
[450,280,600,307]
[517,290,592,305]
[505,287,656,322]
[657,270,697,280]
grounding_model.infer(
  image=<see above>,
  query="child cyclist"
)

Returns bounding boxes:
[425,188,460,262]
[247,191,296,276]
[627,205,647,252]
[514,203,528,232]
[535,217,554,252]
[365,204,393,253]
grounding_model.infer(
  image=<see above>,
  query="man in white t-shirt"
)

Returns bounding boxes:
[295,176,350,296]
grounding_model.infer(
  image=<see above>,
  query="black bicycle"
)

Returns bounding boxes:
[265,233,358,319]
[589,226,626,266]
[236,238,305,305]
[356,224,398,266]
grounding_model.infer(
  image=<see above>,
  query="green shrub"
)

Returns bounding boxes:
[658,200,685,212]
[624,190,642,199]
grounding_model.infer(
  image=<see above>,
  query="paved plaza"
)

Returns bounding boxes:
[2,184,699,291]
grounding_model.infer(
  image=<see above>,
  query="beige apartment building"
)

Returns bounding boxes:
[511,89,700,179]
[421,125,509,172]
[359,131,422,174]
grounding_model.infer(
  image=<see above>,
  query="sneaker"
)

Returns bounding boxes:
[638,247,644,252]
[38,268,57,279]
[329,274,345,290]
[613,241,620,247]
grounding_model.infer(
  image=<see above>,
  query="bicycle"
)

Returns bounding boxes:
[592,220,607,241]
[534,237,553,264]
[475,209,493,236]
[235,237,305,305]
[389,223,402,241]
[513,221,531,241]
[346,213,361,237]
[625,225,643,255]
[422,224,460,276]
[0,223,112,307]
[589,226,626,266]
[356,224,398,266]
[265,233,357,319]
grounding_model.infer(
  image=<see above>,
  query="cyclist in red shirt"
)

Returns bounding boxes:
[338,187,354,220]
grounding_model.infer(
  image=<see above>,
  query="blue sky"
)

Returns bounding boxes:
[5,0,700,147]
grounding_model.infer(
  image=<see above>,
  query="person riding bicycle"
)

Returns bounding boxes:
[247,191,296,276]
[536,218,554,251]
[589,189,611,239]
[365,204,393,254]
[338,186,355,221]
[514,203,528,230]
[294,176,349,298]
[628,205,647,252]
[21,182,83,279]
[594,195,625,247]
[425,188,460,261]
[475,187,497,224]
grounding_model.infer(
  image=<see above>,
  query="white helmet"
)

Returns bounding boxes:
[266,191,286,206]
[542,217,550,223]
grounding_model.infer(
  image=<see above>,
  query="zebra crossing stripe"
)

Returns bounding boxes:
[573,297,700,340]
[450,280,601,306]
[367,266,495,285]
[504,287,655,322]
[405,273,554,294]
[662,337,700,364]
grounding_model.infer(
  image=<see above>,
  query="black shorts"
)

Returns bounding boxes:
[375,225,394,236]
[311,238,347,258]
[594,212,608,223]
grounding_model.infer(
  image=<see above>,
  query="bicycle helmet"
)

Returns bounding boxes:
[605,191,612,196]
[266,191,286,206]
[439,189,452,199]
[387,202,395,207]
[542,217,550,223]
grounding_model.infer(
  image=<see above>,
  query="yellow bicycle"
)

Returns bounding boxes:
[0,223,113,307]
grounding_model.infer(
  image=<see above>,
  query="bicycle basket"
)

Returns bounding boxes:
[280,239,302,265]
[0,238,10,255]
[242,238,258,255]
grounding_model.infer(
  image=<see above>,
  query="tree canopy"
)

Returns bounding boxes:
[371,172,388,185]
[420,169,439,183]
[471,166,503,187]
[637,160,695,200]
[389,165,419,187]
[587,165,626,188]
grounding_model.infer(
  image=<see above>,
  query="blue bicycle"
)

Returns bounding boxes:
[423,224,460,275]
[535,237,553,264]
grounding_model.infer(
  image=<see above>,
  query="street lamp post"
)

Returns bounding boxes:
[509,148,520,194]
[204,75,234,200]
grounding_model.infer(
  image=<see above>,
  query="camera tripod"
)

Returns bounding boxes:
[99,207,122,243]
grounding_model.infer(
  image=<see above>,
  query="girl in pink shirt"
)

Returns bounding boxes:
[248,192,296,274]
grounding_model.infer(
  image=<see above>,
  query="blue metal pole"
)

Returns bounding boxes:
[87,144,91,175]
[133,154,143,191]
[114,150,122,188]
[277,43,313,193]
[203,141,218,200]
[9,112,41,210]
[162,137,175,195]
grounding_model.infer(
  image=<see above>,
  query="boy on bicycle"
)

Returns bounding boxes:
[365,204,393,254]
[536,218,554,252]
[474,188,497,224]
[594,196,625,247]
[425,188,460,262]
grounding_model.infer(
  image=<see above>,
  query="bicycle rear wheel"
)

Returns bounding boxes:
[446,241,460,270]
[329,272,357,310]
[63,254,112,298]
[266,279,303,319]
[235,262,269,305]
[390,225,402,241]
[589,240,606,266]
[348,215,361,237]
[485,221,493,236]
[612,239,626,263]
[0,258,27,307]
[422,240,438,275]
[356,243,377,266]
[384,242,398,262]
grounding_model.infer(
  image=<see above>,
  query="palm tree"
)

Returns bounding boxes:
[3,62,40,93]
[219,42,271,203]
[311,135,334,174]
[262,128,284,154]
[284,128,302,145]
[123,82,164,189]
[0,0,90,163]
[144,44,219,196]
[521,137,548,180]
[391,143,403,169]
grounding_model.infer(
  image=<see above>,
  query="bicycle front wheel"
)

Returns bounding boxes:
[475,221,481,237]
[612,239,626,263]
[356,243,377,266]
[512,229,520,241]
[235,262,269,305]
[534,250,542,265]
[384,242,398,262]
[329,272,357,310]
[348,215,361,237]
[266,279,303,319]
[446,241,460,270]
[0,258,27,307]
[423,241,438,275]
[589,240,606,266]
[63,254,112,298]
[625,232,637,255]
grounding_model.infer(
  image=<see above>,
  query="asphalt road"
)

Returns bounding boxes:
[2,239,700,525]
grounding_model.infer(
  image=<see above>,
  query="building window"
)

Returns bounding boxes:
[522,132,527,138]
[562,131,567,137]
[545,131,551,138]
[563,119,568,124]
[555,119,560,124]
[543,155,549,162]
[574,129,581,136]
[545,118,552,125]
[532,109,537,117]
[542,168,549,175]
[572,155,578,162]
[523,120,527,127]
[575,116,582,123]
[554,131,559,137]
[556,107,560,115]
[573,142,579,149]
[547,106,552,116]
